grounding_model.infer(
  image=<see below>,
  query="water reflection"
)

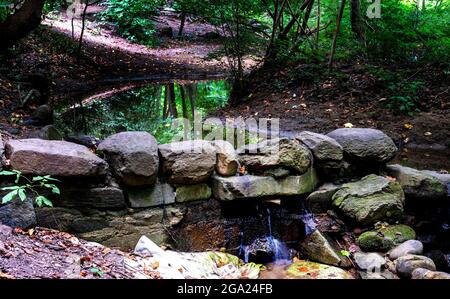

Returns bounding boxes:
[57,79,231,143]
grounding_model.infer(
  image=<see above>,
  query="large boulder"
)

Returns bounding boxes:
[395,254,436,278]
[127,180,175,208]
[0,198,36,228]
[58,187,126,208]
[238,138,311,174]
[158,140,216,184]
[175,184,212,203]
[98,132,159,186]
[32,125,62,140]
[299,230,351,267]
[331,175,405,225]
[412,268,450,279]
[305,183,341,213]
[212,140,239,177]
[285,261,353,279]
[5,139,108,177]
[386,165,447,200]
[389,240,424,260]
[212,169,318,201]
[357,224,416,252]
[327,128,397,163]
[296,131,343,161]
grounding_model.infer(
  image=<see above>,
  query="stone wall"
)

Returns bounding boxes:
[1,128,448,251]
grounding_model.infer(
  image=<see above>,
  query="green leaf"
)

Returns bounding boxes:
[2,190,18,204]
[340,250,351,257]
[18,189,27,201]
[44,184,60,195]
[90,267,104,277]
[36,196,52,207]
[32,176,45,181]
[0,171,17,176]
[0,186,20,190]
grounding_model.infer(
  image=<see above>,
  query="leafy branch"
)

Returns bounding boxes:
[0,170,60,207]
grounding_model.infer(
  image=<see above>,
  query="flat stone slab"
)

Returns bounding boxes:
[58,187,126,209]
[5,139,108,177]
[127,181,175,208]
[212,169,318,201]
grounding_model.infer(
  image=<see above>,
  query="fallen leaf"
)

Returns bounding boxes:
[344,122,353,128]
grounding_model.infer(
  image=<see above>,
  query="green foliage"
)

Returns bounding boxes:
[370,66,424,115]
[0,0,13,22]
[0,170,60,207]
[99,0,163,46]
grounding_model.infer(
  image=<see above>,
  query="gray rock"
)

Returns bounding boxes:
[212,168,319,201]
[33,125,62,140]
[331,174,405,225]
[59,187,126,208]
[306,183,341,213]
[412,268,450,279]
[389,240,423,260]
[422,170,450,185]
[353,252,386,271]
[212,140,239,177]
[5,139,108,177]
[300,230,351,267]
[0,197,36,228]
[159,140,216,184]
[238,138,311,174]
[30,104,53,125]
[127,180,175,208]
[98,132,159,186]
[175,184,211,202]
[261,168,291,178]
[327,128,397,162]
[396,254,436,278]
[386,165,447,200]
[359,270,397,279]
[296,131,343,161]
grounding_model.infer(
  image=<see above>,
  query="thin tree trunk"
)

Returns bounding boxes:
[350,0,365,43]
[77,0,89,58]
[167,83,178,118]
[178,11,186,37]
[187,84,196,119]
[328,0,347,71]
[163,86,169,119]
[180,85,188,119]
[316,0,321,46]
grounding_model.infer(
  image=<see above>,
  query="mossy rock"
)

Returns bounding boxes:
[286,261,353,279]
[332,174,405,226]
[357,224,416,252]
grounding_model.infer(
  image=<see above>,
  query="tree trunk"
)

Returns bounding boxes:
[350,0,365,43]
[180,85,188,119]
[328,0,347,71]
[178,11,186,37]
[187,84,196,119]
[167,83,178,118]
[0,0,46,50]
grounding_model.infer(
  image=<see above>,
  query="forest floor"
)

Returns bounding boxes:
[0,224,159,279]
[0,6,448,151]
[212,62,450,149]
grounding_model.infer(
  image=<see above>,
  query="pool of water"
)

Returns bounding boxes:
[56,79,232,144]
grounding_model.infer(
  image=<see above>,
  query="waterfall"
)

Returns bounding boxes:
[266,208,290,264]
[299,200,317,235]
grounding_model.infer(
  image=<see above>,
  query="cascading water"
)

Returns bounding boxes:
[266,209,290,263]
[238,208,290,264]
[298,200,317,235]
